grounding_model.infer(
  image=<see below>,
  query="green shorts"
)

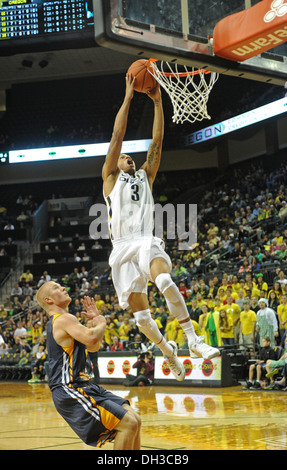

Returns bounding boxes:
[269,359,286,369]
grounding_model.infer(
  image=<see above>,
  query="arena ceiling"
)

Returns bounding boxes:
[0,46,138,89]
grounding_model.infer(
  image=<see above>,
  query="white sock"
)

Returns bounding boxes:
[180,319,198,346]
[155,274,198,345]
[165,296,198,345]
[133,309,173,356]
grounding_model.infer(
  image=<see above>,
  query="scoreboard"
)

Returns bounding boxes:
[0,0,95,53]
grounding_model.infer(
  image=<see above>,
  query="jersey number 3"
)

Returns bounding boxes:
[131,184,140,201]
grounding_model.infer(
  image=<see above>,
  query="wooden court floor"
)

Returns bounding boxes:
[0,381,287,450]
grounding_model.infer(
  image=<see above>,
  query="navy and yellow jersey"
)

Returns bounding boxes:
[46,313,129,447]
[47,313,92,391]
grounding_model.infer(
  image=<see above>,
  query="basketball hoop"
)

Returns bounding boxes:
[147,59,219,124]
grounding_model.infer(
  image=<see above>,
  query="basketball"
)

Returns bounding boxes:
[127,59,157,93]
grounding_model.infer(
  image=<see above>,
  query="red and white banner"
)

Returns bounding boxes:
[97,354,222,383]
[154,355,222,382]
[213,0,287,61]
[98,356,137,380]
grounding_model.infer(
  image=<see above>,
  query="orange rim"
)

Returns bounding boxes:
[147,58,212,77]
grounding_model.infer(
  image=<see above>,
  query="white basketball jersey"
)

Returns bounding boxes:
[104,169,154,242]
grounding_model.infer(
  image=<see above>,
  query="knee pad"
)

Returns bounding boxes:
[133,309,151,327]
[155,273,178,302]
[155,273,189,323]
[155,272,174,294]
[133,309,163,345]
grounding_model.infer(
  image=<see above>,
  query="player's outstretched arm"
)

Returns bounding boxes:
[102,74,135,192]
[141,84,164,185]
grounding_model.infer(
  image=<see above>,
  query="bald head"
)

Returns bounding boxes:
[36,281,55,311]
[36,281,71,313]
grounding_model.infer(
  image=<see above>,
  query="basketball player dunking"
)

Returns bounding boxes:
[102,74,220,381]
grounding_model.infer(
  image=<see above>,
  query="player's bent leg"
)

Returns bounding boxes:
[113,405,141,450]
[128,293,169,352]
[151,258,220,360]
[134,309,185,381]
[128,293,185,381]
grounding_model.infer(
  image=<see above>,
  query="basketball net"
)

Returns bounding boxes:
[147,59,219,124]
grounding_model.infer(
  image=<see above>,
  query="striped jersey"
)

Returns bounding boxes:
[104,169,154,242]
[47,314,92,391]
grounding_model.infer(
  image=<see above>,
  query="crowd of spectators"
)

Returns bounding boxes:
[0,194,37,230]
[0,154,287,385]
[0,193,39,284]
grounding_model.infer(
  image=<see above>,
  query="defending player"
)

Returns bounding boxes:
[102,74,220,382]
[36,281,141,449]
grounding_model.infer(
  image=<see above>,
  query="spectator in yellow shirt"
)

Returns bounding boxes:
[195,292,208,309]
[94,294,105,312]
[104,317,119,346]
[239,300,257,346]
[220,278,230,291]
[231,275,241,293]
[0,304,8,321]
[164,314,178,342]
[219,309,234,345]
[224,296,241,343]
[255,273,268,294]
[19,269,34,286]
[246,280,260,300]
[225,286,239,301]
[214,296,224,313]
[217,288,227,304]
[238,279,247,296]
[198,304,209,343]
[152,312,163,334]
[268,281,282,303]
[118,317,130,342]
[173,319,185,348]
[277,294,287,339]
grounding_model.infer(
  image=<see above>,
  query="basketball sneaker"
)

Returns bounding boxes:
[265,368,279,378]
[189,336,220,360]
[164,340,185,381]
[242,381,253,390]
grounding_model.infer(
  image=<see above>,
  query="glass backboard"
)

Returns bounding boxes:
[94,0,287,86]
